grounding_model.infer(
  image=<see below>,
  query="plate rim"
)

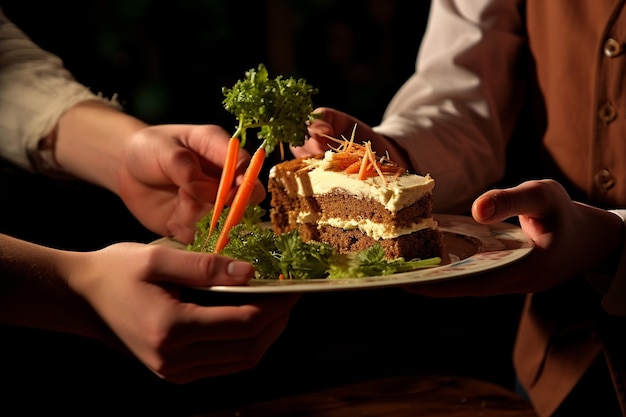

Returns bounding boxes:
[152,213,534,293]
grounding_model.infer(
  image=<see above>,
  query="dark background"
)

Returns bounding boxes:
[0,1,526,415]
[0,0,434,249]
[2,0,428,138]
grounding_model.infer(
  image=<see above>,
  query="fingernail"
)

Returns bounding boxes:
[227,260,253,278]
[319,125,332,136]
[309,122,331,137]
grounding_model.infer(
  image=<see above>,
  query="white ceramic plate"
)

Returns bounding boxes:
[152,213,534,293]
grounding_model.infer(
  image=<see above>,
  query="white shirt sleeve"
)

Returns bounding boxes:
[601,210,626,316]
[0,8,120,174]
[373,0,525,213]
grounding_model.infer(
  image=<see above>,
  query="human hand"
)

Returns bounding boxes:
[118,124,266,243]
[405,179,625,297]
[67,242,299,383]
[293,107,409,167]
[292,107,374,157]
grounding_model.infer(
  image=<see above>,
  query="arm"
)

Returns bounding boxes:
[0,9,264,243]
[0,232,299,382]
[0,233,118,344]
[0,9,294,383]
[405,180,626,309]
[298,0,527,213]
[52,102,266,243]
[0,8,120,175]
[375,0,527,213]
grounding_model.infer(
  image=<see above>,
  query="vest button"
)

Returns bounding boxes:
[598,102,617,123]
[595,169,616,190]
[604,37,624,57]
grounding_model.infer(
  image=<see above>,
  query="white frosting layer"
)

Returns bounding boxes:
[319,216,438,239]
[271,151,438,239]
[296,211,438,239]
[270,150,435,212]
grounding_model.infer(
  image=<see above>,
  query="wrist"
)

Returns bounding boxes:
[0,235,84,330]
[53,101,147,194]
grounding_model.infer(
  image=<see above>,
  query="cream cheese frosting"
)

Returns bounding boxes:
[270,150,435,212]
[297,211,438,239]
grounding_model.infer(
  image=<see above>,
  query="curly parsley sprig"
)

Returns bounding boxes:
[222,63,320,154]
[209,64,320,253]
[189,205,441,280]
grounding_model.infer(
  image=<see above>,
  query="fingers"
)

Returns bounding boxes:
[180,124,243,179]
[228,179,266,205]
[159,145,220,204]
[96,242,299,385]
[249,180,267,204]
[298,107,403,165]
[313,107,364,133]
[293,122,331,157]
[167,187,213,244]
[233,165,267,205]
[164,125,267,239]
[152,296,299,383]
[472,179,567,224]
[308,118,333,138]
[293,107,363,157]
[148,245,256,287]
[193,294,301,340]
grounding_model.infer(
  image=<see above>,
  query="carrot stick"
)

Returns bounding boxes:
[213,146,266,253]
[208,137,240,236]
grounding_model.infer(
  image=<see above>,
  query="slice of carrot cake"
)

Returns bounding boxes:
[268,139,442,261]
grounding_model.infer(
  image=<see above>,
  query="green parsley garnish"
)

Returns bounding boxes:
[187,205,441,280]
[222,63,320,154]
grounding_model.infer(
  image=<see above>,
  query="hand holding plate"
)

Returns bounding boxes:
[404,179,624,297]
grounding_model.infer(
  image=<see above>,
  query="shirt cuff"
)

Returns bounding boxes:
[0,63,121,177]
[27,91,122,178]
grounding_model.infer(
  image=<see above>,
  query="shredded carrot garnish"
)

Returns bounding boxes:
[344,160,362,174]
[357,147,370,180]
[321,126,405,183]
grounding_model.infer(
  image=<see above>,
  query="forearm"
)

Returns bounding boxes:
[0,234,122,347]
[0,9,124,178]
[53,101,147,194]
[374,0,526,213]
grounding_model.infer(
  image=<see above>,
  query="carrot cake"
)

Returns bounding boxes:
[268,138,442,260]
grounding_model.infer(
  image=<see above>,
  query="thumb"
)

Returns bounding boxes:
[151,246,255,287]
[471,179,566,224]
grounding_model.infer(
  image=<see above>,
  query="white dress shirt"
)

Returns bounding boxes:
[374,0,626,318]
[0,8,118,175]
[374,0,526,214]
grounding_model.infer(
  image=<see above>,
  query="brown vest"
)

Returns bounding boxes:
[514,1,626,416]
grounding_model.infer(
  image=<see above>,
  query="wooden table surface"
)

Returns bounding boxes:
[196,374,538,417]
